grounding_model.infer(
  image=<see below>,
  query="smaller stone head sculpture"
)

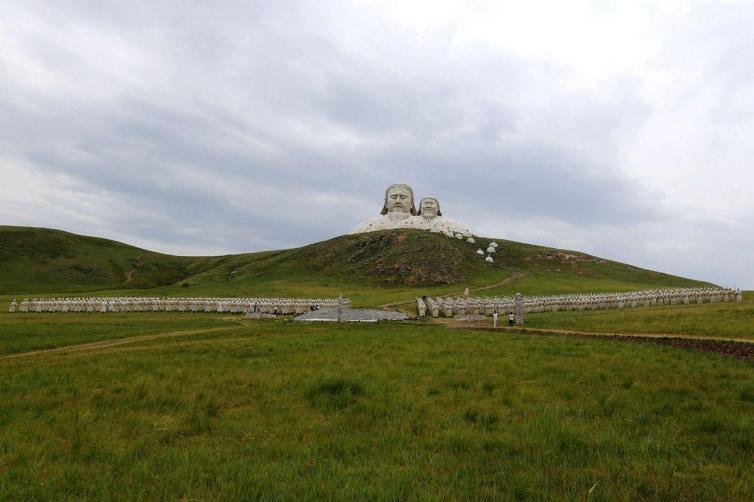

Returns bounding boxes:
[381,183,417,215]
[417,197,442,217]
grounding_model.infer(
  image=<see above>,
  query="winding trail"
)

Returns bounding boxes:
[447,323,754,344]
[378,271,529,310]
[0,325,238,361]
[445,323,754,360]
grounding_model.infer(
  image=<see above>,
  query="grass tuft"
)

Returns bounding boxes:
[740,386,754,403]
[306,378,365,411]
[463,408,500,431]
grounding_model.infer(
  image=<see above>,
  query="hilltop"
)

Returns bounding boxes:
[0,226,710,305]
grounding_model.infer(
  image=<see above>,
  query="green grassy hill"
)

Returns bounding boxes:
[0,226,227,293]
[0,226,711,306]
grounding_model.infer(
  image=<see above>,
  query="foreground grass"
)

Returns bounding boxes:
[521,292,754,340]
[0,320,752,500]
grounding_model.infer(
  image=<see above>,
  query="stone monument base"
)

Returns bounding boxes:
[451,314,487,322]
[295,308,408,322]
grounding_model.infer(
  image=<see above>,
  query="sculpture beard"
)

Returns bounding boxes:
[418,197,440,223]
[387,212,410,223]
[420,213,437,226]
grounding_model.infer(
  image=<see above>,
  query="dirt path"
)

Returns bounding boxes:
[448,271,530,297]
[0,326,238,361]
[449,323,754,360]
[378,271,529,310]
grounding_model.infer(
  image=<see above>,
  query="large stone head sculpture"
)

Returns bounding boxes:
[380,183,417,216]
[417,197,442,218]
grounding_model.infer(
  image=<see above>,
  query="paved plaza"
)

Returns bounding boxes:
[295,308,408,322]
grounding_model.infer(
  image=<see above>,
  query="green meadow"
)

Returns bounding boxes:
[520,292,754,340]
[1,319,752,501]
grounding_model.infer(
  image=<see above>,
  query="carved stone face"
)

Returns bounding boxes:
[386,186,413,214]
[420,198,439,218]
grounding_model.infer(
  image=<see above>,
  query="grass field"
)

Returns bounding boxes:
[516,292,754,341]
[0,318,752,500]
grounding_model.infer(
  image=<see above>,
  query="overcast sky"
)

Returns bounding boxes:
[1,0,753,288]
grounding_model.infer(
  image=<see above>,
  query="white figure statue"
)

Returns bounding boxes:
[398,196,472,237]
[398,196,443,231]
[350,184,417,234]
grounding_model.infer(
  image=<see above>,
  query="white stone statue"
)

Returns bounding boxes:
[398,196,442,231]
[350,183,417,234]
[398,196,472,237]
[350,187,474,237]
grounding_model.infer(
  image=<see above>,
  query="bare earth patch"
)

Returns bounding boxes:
[457,324,754,361]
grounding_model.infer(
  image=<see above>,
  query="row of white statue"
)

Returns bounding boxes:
[417,287,743,317]
[9,297,349,315]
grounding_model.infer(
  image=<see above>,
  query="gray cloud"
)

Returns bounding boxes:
[1,0,753,287]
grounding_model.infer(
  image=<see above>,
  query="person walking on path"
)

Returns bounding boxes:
[508,312,515,326]
[493,310,498,328]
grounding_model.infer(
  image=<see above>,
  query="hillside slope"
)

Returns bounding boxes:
[0,226,228,294]
[177,230,708,304]
[0,226,710,304]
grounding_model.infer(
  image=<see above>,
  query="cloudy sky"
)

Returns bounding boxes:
[1,0,753,288]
